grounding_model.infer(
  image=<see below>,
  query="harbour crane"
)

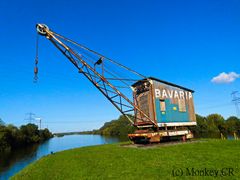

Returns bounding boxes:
[35,24,196,143]
[35,24,157,128]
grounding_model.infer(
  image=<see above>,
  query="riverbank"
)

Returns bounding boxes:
[0,134,122,179]
[12,139,240,179]
[0,123,53,153]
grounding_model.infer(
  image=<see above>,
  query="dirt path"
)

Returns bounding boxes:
[121,140,204,149]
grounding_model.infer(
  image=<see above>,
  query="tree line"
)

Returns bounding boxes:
[190,114,240,138]
[0,119,53,152]
[82,114,240,138]
[80,115,135,136]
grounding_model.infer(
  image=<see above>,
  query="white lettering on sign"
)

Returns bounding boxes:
[162,89,168,98]
[179,91,184,99]
[167,89,173,98]
[174,91,179,99]
[154,89,192,100]
[155,89,161,98]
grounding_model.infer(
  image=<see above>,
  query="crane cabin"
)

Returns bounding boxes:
[129,77,196,143]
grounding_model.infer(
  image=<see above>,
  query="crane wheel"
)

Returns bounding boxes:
[36,24,49,36]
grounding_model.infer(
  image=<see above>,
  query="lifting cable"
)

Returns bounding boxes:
[51,31,147,79]
[34,33,39,83]
[82,54,131,87]
[82,50,135,83]
[66,41,139,86]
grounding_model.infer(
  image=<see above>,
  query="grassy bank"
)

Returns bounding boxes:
[12,140,240,179]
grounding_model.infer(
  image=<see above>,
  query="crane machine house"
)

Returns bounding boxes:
[128,77,196,143]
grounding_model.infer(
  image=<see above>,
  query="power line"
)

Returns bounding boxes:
[41,121,103,124]
[232,91,240,118]
[35,117,42,130]
[197,103,233,110]
[25,112,35,124]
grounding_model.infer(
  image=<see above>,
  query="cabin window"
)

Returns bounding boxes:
[160,99,166,111]
[178,99,186,112]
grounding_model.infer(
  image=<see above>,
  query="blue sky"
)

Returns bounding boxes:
[1,0,240,132]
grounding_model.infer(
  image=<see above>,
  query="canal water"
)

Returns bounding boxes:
[0,134,124,179]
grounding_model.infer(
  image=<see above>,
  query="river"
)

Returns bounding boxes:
[0,134,125,179]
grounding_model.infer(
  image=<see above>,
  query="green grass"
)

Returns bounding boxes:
[12,139,240,180]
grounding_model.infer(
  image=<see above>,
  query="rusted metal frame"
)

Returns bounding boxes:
[96,80,127,92]
[134,93,145,123]
[65,53,104,89]
[123,109,134,113]
[102,81,108,96]
[150,81,158,128]
[96,79,102,85]
[67,51,78,64]
[82,62,94,83]
[79,63,86,70]
[44,30,154,126]
[117,86,130,89]
[110,94,119,99]
[92,58,104,83]
[134,116,154,122]
[120,96,122,111]
[49,39,134,125]
[125,114,134,123]
[81,53,131,88]
[105,78,138,81]
[98,81,135,114]
[97,86,118,95]
[101,58,104,76]
[52,31,146,78]
[78,68,100,80]
[102,68,131,87]
[71,50,157,126]
[98,83,129,89]
[133,93,137,125]
[55,45,78,67]
[112,100,133,109]
[55,46,98,85]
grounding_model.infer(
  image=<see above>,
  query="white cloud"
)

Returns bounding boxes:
[211,72,240,84]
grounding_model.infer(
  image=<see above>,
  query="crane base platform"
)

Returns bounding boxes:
[128,129,193,143]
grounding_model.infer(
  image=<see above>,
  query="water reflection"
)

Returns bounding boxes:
[194,132,237,140]
[0,135,125,179]
[0,144,38,172]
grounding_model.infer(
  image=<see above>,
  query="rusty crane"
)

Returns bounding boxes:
[35,24,196,143]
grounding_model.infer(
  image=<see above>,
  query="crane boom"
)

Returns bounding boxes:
[35,24,158,128]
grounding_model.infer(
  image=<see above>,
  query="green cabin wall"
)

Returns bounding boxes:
[155,99,190,123]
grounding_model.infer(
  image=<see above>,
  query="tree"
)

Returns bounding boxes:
[225,116,240,133]
[206,114,225,133]
[0,122,53,152]
[0,126,11,152]
[20,124,40,143]
[98,115,135,136]
[40,128,53,140]
[0,118,5,126]
[196,114,207,131]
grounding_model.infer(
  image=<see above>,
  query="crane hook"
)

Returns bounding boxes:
[34,33,39,83]
[34,66,38,83]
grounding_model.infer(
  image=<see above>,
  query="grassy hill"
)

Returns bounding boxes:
[12,139,240,179]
